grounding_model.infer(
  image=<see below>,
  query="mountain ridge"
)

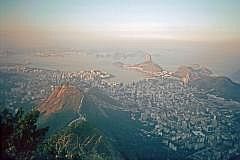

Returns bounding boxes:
[38,84,82,116]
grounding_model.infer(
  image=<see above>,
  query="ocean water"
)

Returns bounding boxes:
[0,42,239,83]
[0,51,143,83]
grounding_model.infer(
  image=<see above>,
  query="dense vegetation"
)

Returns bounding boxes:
[0,108,48,160]
[0,108,114,160]
[40,121,114,160]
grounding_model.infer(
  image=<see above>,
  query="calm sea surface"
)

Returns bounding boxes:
[0,43,239,83]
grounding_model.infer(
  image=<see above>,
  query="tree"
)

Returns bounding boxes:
[0,108,48,160]
[40,122,112,160]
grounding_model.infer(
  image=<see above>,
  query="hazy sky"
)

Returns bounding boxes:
[1,0,240,48]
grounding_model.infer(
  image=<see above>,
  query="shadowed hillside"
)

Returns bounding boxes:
[80,88,181,160]
[38,84,83,134]
[191,76,240,102]
[42,121,123,160]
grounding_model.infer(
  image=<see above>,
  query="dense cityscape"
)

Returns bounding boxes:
[1,1,240,159]
[1,64,240,160]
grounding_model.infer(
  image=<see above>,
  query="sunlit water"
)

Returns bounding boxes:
[0,52,144,83]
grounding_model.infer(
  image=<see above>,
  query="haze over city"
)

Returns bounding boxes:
[1,0,240,47]
[1,0,240,75]
[1,1,240,160]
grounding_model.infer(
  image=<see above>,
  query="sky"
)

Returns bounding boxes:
[0,0,240,48]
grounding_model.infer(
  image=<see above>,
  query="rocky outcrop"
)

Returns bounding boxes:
[38,84,82,116]
[174,65,212,84]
